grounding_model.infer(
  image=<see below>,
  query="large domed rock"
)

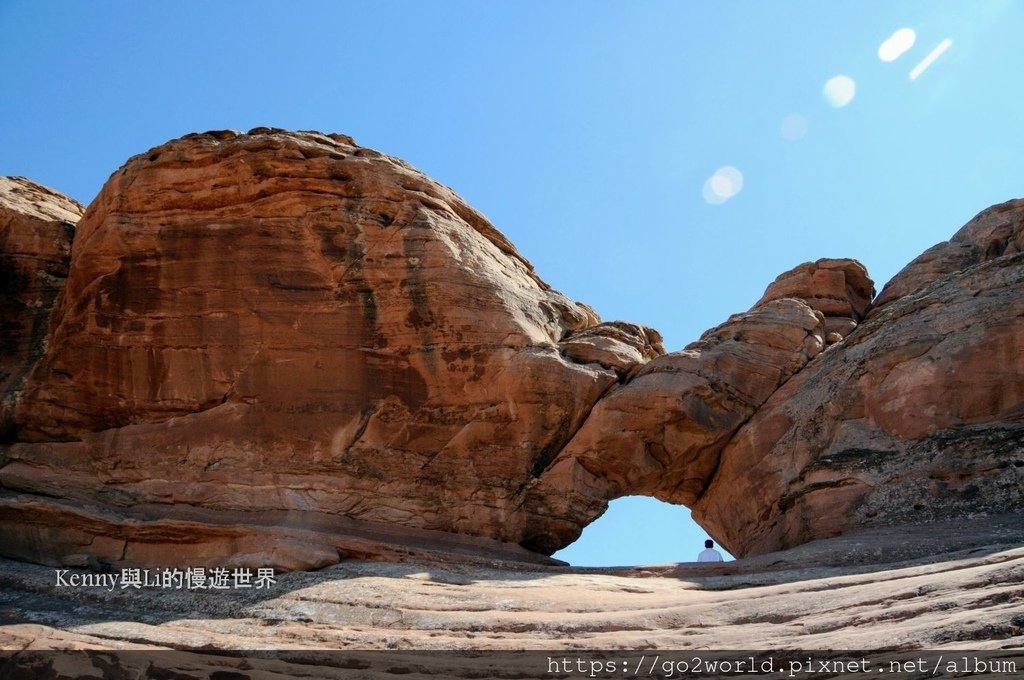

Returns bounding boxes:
[3,130,636,563]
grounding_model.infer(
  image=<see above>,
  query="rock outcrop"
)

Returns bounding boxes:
[0,129,1021,571]
[0,177,82,442]
[692,207,1024,556]
[871,198,1024,311]
[558,321,664,377]
[517,298,826,553]
[756,258,874,341]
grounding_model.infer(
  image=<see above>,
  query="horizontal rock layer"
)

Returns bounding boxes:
[2,514,1023,654]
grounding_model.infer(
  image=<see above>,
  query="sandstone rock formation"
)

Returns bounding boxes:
[0,129,1021,572]
[871,198,1024,311]
[0,129,653,567]
[516,298,827,553]
[692,207,1024,556]
[0,177,82,442]
[558,321,664,377]
[756,258,874,340]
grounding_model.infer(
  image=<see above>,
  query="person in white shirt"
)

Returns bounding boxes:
[697,539,724,562]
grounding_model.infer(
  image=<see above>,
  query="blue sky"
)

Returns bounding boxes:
[3,1,1022,566]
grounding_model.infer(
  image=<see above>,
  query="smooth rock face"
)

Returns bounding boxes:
[0,177,82,442]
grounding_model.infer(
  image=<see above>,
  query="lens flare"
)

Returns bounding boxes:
[822,75,856,107]
[702,166,744,204]
[909,39,953,80]
[878,28,917,62]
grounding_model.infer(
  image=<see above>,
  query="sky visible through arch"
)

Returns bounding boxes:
[2,1,1022,566]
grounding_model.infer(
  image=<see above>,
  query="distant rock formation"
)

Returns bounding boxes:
[0,177,82,442]
[0,129,1020,570]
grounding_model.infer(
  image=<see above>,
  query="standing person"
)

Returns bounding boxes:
[697,539,723,562]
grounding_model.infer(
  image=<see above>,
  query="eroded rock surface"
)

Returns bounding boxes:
[517,299,825,553]
[558,321,665,377]
[2,515,1023,659]
[871,198,1024,311]
[3,130,635,560]
[693,212,1024,556]
[756,258,874,340]
[0,177,82,441]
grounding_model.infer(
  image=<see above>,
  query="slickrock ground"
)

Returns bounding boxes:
[1,516,1022,676]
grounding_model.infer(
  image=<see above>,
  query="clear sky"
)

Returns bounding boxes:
[3,1,1022,567]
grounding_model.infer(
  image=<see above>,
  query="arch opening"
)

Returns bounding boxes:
[552,495,734,567]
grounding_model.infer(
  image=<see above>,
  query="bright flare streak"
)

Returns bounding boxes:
[878,28,916,62]
[909,39,953,80]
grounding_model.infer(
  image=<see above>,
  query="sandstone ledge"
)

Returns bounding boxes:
[0,490,561,573]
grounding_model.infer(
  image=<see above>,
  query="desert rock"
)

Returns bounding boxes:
[871,198,1024,311]
[693,250,1024,556]
[755,257,874,338]
[0,177,82,442]
[516,299,824,553]
[558,321,665,376]
[1,514,1022,660]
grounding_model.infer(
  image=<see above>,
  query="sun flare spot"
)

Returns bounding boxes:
[702,166,744,204]
[822,75,856,108]
[781,114,808,141]
[878,28,917,62]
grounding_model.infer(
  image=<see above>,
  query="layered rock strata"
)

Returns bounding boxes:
[756,258,874,341]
